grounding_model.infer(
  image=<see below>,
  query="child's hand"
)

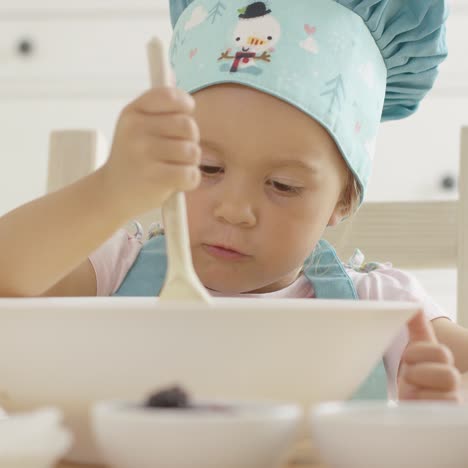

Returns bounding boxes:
[100,87,201,220]
[398,311,462,402]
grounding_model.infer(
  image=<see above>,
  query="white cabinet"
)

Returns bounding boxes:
[365,8,465,320]
[368,11,468,202]
[437,14,468,93]
[0,98,125,215]
[0,17,172,98]
[448,0,468,14]
[0,3,172,216]
[368,97,468,202]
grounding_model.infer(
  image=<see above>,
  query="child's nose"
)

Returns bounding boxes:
[213,197,256,227]
[247,36,266,46]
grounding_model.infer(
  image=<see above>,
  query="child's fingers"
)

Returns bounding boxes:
[136,113,200,143]
[156,139,202,166]
[407,310,437,343]
[399,316,462,404]
[403,342,454,366]
[404,389,463,403]
[403,363,461,391]
[129,87,195,115]
[156,163,201,192]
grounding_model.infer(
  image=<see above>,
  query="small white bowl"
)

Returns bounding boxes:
[0,407,72,468]
[92,399,301,468]
[310,401,468,468]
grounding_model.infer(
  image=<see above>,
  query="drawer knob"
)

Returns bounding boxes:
[440,174,457,191]
[16,39,34,57]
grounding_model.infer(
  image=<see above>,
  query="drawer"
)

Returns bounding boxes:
[0,16,173,97]
[367,97,468,201]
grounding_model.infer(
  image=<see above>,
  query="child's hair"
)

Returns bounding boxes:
[340,168,362,217]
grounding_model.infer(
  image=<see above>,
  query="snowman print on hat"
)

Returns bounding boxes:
[218,1,281,73]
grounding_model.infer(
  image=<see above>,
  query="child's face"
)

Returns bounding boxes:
[185,84,348,294]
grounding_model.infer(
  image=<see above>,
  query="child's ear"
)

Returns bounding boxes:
[327,212,342,227]
[327,203,347,227]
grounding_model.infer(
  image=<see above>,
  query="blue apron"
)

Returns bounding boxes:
[114,235,387,400]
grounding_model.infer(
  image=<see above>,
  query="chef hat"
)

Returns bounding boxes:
[167,0,448,203]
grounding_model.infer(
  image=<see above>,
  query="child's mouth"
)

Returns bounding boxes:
[203,244,249,260]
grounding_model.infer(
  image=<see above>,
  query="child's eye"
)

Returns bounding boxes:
[267,180,303,195]
[199,165,224,176]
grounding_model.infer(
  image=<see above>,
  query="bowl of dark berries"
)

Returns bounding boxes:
[91,385,301,468]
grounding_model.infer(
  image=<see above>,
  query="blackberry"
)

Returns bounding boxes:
[145,385,191,409]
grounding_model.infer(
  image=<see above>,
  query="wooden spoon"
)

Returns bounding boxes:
[146,37,212,302]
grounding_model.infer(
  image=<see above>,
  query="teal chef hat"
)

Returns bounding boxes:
[168,0,448,203]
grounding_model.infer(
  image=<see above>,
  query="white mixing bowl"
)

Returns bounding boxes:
[0,297,418,463]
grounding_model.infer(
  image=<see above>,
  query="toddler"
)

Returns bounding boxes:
[0,0,467,402]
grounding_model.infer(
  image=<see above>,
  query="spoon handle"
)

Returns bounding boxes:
[147,37,211,302]
[147,39,190,276]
